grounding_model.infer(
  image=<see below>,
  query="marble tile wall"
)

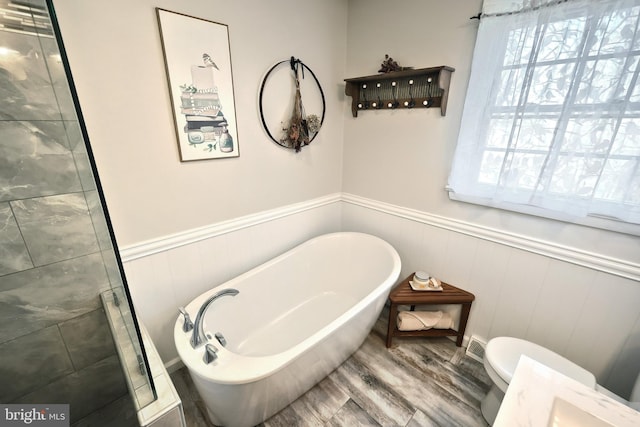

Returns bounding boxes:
[0,0,130,424]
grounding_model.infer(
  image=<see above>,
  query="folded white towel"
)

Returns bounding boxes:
[397,310,454,331]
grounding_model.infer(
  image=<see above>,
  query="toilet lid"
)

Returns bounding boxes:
[486,337,596,388]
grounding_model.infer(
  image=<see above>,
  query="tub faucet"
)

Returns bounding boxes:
[191,288,239,348]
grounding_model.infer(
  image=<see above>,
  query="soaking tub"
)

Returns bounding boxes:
[174,232,401,427]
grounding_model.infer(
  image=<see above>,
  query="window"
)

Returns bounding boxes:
[448,0,640,230]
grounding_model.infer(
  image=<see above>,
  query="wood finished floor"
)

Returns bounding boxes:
[170,306,492,427]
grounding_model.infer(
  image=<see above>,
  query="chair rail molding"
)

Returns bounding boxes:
[119,192,639,281]
[341,193,640,282]
[119,193,342,262]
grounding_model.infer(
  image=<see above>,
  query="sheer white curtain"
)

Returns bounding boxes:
[448,0,640,227]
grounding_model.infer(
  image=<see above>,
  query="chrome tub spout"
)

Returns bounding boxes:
[191,288,239,348]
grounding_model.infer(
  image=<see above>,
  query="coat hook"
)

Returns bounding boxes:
[358,83,369,109]
[390,81,399,109]
[404,79,415,108]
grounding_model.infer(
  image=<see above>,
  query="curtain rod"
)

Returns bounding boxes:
[470,0,571,20]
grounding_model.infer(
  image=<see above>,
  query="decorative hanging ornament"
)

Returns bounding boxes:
[259,56,326,152]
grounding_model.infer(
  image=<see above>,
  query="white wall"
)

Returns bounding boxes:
[341,197,640,398]
[52,0,347,247]
[52,0,640,401]
[123,192,640,397]
[343,0,640,398]
[343,0,639,264]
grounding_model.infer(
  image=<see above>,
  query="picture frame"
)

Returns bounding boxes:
[156,8,239,161]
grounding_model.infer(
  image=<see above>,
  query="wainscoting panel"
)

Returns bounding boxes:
[341,199,640,399]
[122,193,639,400]
[463,239,512,345]
[124,251,177,361]
[122,200,342,366]
[563,273,640,382]
[524,260,597,356]
[488,249,552,340]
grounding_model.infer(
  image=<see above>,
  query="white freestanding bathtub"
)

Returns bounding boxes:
[174,232,401,426]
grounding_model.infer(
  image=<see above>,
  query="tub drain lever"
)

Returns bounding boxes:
[203,344,219,364]
[215,332,227,347]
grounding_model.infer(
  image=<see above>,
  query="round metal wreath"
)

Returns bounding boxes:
[259,57,326,151]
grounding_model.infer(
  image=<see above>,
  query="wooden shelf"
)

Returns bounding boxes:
[344,66,454,117]
[385,273,474,348]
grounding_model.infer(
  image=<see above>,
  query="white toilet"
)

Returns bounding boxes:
[481,336,640,425]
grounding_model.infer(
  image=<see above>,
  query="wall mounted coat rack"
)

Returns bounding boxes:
[344,66,454,117]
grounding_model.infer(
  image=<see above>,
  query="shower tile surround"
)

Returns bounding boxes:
[0,1,137,424]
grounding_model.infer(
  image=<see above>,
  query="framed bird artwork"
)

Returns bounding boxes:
[157,8,239,161]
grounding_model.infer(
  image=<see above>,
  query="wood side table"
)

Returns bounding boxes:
[386,273,475,348]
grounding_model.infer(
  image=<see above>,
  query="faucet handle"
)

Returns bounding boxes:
[203,344,218,364]
[178,307,194,332]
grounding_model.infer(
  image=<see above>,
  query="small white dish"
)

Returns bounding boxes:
[409,280,443,292]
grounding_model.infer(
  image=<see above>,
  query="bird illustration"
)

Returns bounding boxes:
[202,53,219,70]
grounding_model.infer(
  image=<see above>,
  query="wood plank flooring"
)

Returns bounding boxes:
[170,306,492,426]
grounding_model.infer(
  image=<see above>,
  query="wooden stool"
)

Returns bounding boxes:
[386,273,475,348]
